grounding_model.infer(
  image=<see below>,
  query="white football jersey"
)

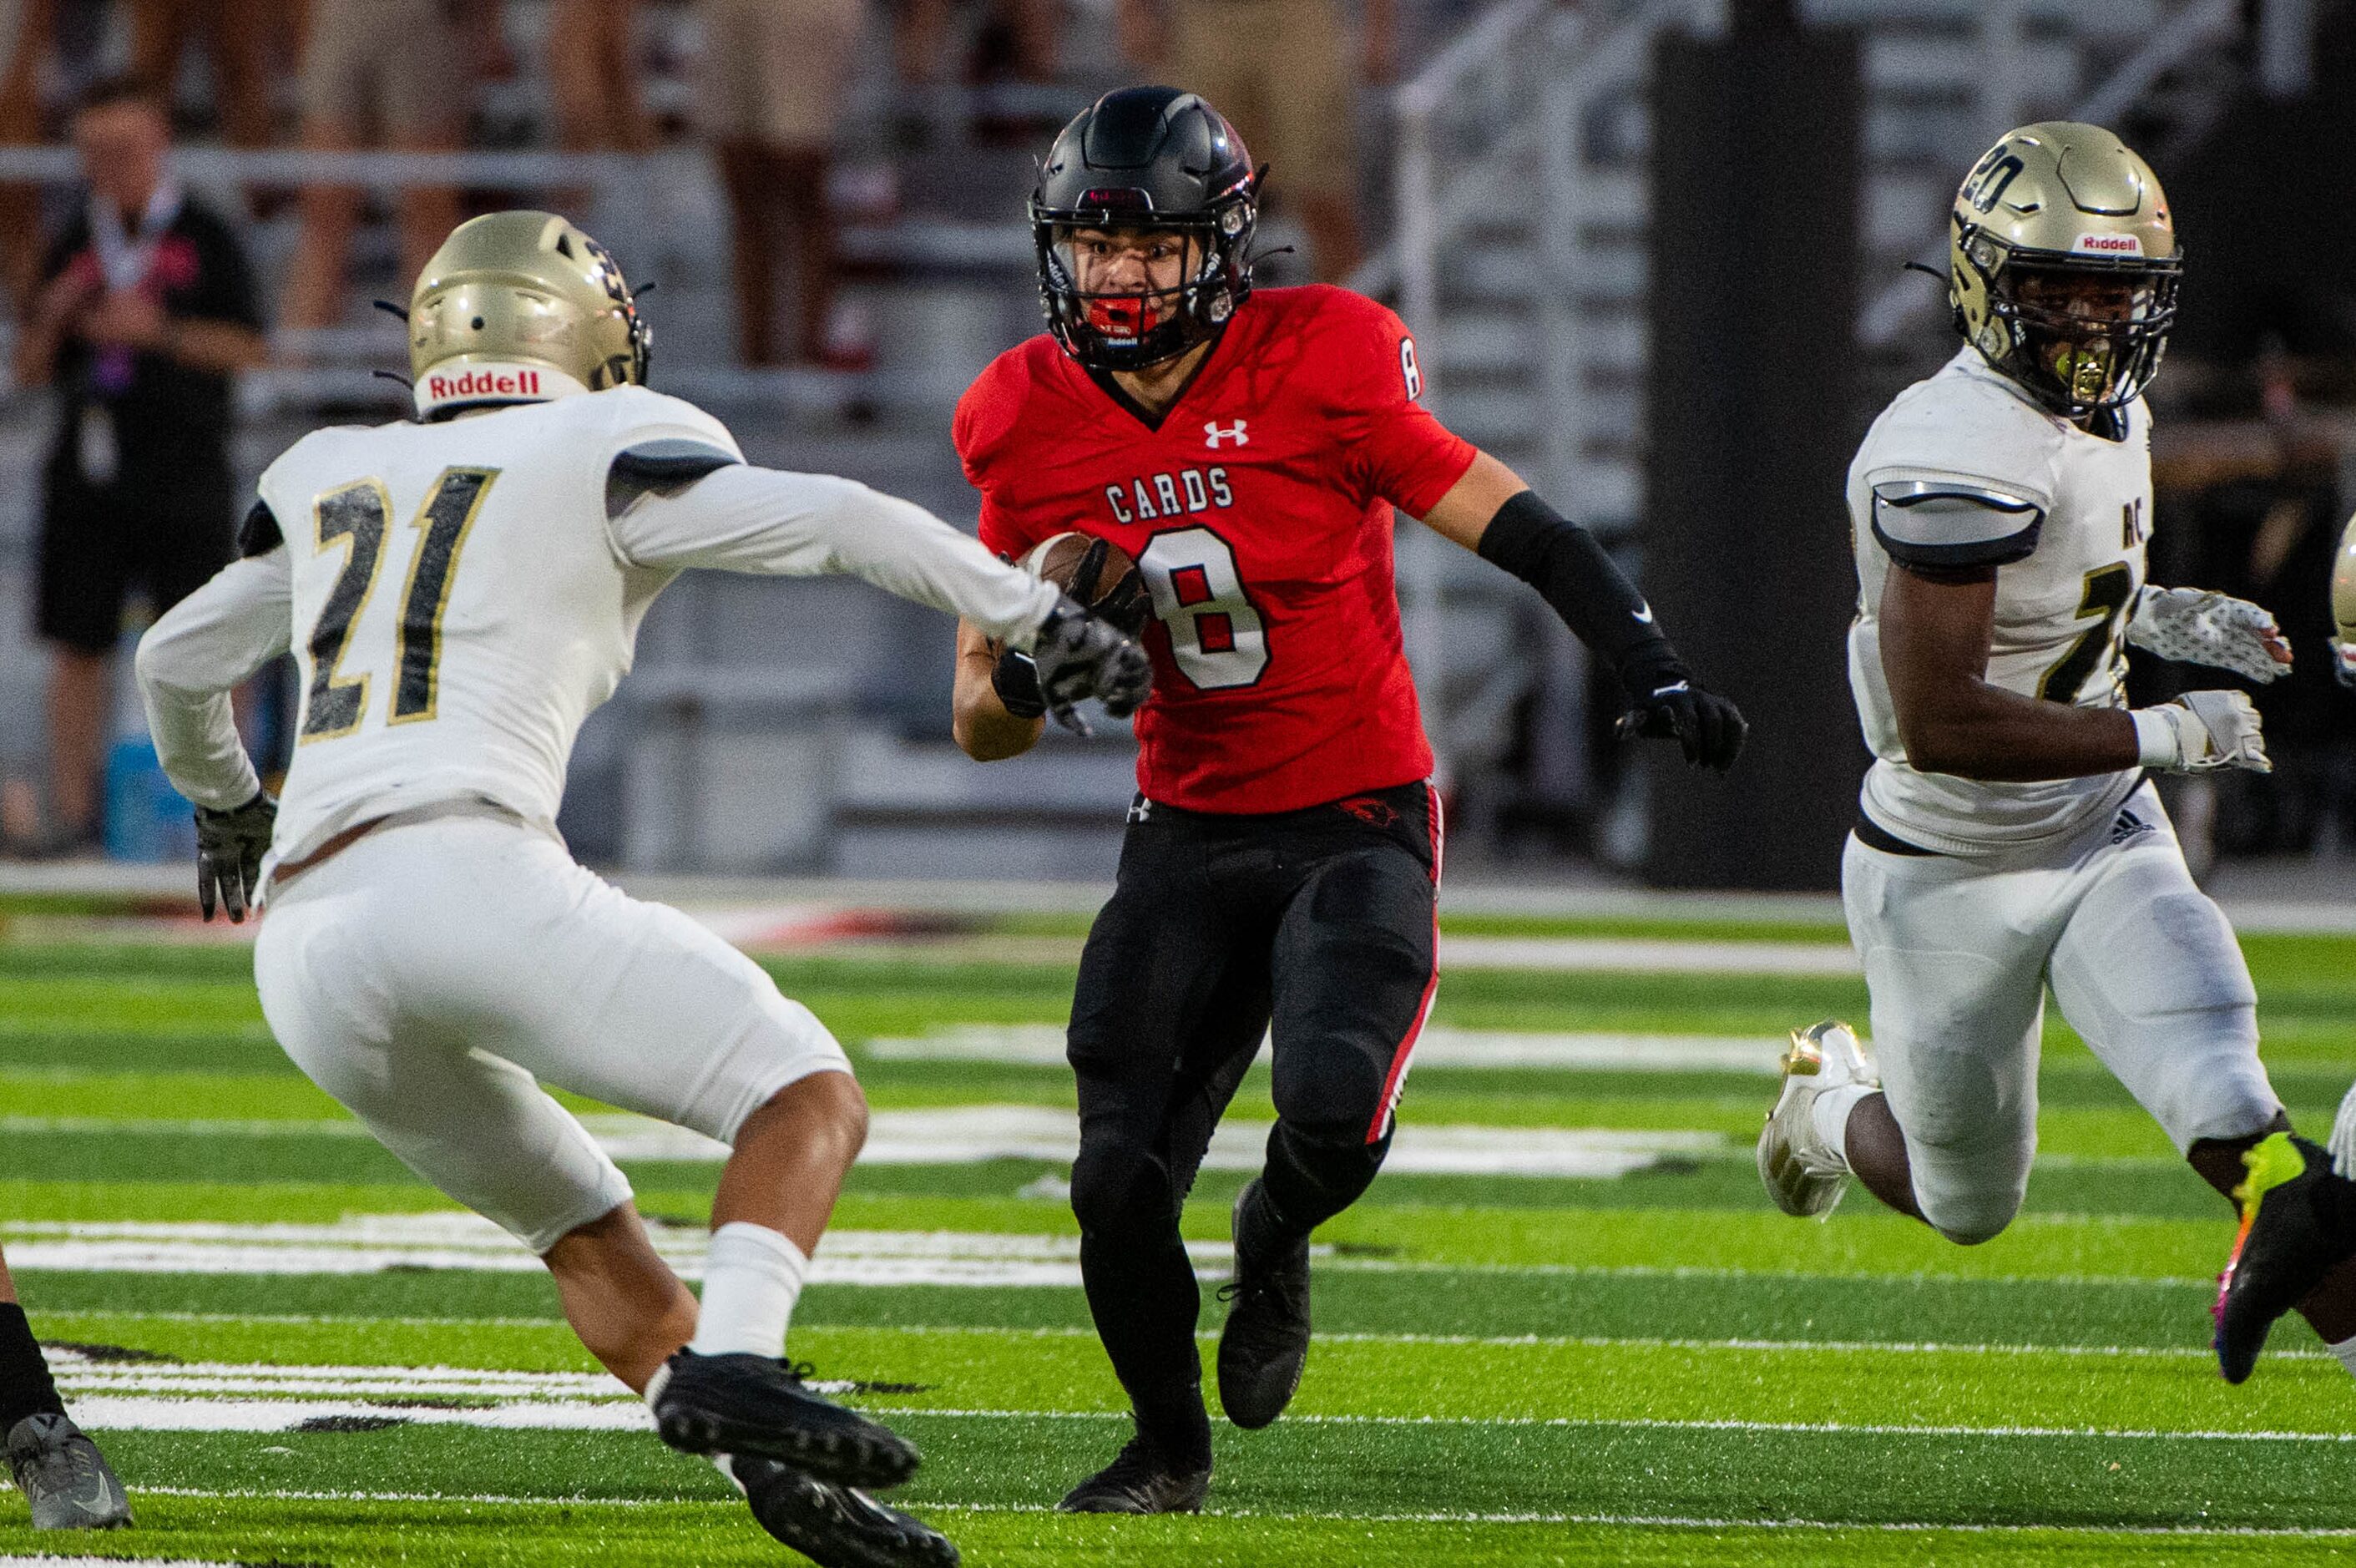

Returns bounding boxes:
[1847,349,2151,852]
[138,385,1060,876]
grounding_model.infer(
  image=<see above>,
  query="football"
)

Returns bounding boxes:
[1019,531,1148,632]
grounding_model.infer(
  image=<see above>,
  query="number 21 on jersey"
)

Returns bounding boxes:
[302,468,498,742]
[1137,527,1269,690]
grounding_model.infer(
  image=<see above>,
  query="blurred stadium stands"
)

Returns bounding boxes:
[1,0,2349,882]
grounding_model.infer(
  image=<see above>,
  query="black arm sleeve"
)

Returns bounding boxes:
[1475,490,1682,680]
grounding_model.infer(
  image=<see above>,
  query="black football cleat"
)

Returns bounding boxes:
[653,1351,920,1490]
[1056,1431,1211,1515]
[737,1455,959,1568]
[1216,1181,1312,1429]
[6,1414,132,1530]
[2215,1132,2356,1384]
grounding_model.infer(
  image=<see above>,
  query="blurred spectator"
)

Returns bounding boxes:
[129,0,296,149]
[893,0,1054,93]
[11,76,265,854]
[281,1,509,331]
[702,0,866,368]
[0,0,53,313]
[1120,0,1388,280]
[549,0,651,154]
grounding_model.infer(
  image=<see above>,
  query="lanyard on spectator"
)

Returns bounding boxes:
[83,180,182,426]
[89,180,182,294]
[78,182,182,483]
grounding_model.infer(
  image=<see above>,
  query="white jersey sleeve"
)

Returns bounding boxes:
[135,545,294,811]
[609,463,1061,647]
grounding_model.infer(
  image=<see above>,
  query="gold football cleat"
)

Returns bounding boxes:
[1757,1020,1878,1220]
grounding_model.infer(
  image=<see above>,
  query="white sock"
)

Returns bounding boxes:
[2328,1333,2356,1381]
[1811,1083,1874,1167]
[690,1222,811,1360]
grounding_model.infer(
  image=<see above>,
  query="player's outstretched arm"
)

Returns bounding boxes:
[615,458,1149,731]
[952,618,1048,761]
[1879,563,2268,779]
[1420,452,1747,771]
[614,462,1068,646]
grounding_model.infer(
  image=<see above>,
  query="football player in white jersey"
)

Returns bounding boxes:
[2209,511,2356,1381]
[133,211,1149,1567]
[1755,124,2356,1371]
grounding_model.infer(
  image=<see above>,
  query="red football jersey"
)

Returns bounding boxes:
[958,286,1477,814]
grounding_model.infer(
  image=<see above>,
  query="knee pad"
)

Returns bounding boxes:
[1070,1141,1175,1238]
[1914,1160,2026,1247]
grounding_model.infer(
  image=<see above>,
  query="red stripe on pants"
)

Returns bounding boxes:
[1367,782,1444,1143]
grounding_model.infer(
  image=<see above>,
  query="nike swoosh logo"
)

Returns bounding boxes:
[1634,604,1656,624]
[1651,680,1691,697]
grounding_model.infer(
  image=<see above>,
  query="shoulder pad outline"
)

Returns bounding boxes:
[1869,478,2044,514]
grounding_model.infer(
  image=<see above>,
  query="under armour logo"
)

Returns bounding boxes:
[1204,420,1248,448]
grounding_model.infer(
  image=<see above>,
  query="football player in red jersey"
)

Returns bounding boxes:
[950,86,1747,1513]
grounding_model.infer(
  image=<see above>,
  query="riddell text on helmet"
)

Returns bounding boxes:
[427,367,551,401]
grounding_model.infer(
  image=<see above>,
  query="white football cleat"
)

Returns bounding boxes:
[1757,1020,1878,1219]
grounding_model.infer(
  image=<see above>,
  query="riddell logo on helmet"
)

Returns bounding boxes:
[426,367,549,401]
[2072,233,2143,255]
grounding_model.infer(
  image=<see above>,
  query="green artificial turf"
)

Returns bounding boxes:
[3,933,2352,1564]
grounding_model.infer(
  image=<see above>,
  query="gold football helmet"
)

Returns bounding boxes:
[1948,122,2181,419]
[407,210,650,417]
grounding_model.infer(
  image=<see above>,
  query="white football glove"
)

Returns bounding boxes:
[2126,586,2289,684]
[2332,634,2356,690]
[2331,1080,2356,1180]
[2130,689,2271,774]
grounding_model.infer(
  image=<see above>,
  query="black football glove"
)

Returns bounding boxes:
[195,789,276,923]
[1613,647,1747,771]
[1028,595,1152,736]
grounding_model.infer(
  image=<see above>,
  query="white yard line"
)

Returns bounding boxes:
[48,1311,2323,1358]
[0,1558,247,1566]
[46,1364,2353,1443]
[0,1105,1728,1180]
[3,1215,1251,1287]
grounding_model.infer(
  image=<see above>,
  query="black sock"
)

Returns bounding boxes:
[1236,1179,1307,1262]
[1134,1389,1213,1470]
[1257,1123,1389,1244]
[0,1305,66,1434]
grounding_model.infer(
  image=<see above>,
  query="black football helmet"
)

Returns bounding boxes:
[1031,86,1259,372]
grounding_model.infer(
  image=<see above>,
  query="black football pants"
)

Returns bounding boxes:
[1065,780,1441,1451]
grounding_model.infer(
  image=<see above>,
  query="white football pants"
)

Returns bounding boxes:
[254,811,852,1253]
[1844,782,2278,1245]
